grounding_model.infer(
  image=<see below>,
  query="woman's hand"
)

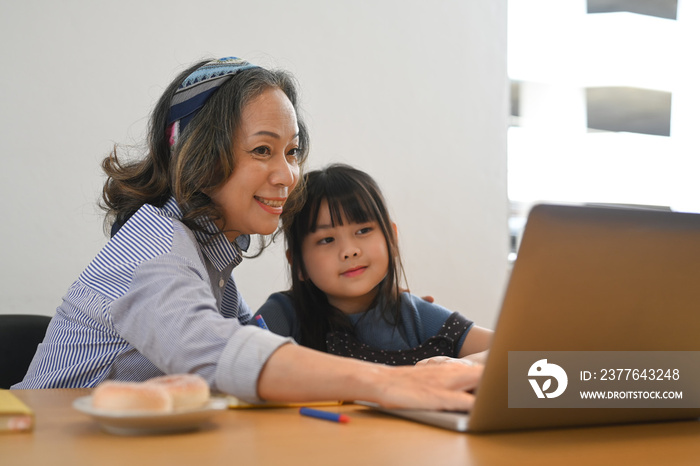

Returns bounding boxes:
[399,288,434,303]
[370,362,483,411]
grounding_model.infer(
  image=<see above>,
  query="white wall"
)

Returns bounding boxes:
[0,0,509,329]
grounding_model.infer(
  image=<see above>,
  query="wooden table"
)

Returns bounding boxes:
[4,389,700,466]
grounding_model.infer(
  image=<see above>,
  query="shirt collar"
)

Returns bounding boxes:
[163,197,249,272]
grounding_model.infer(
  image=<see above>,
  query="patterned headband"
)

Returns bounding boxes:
[166,56,259,147]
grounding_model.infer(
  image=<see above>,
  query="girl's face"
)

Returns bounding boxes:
[301,200,390,314]
[210,87,300,240]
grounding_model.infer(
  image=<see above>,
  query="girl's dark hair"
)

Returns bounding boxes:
[284,163,406,351]
[101,59,310,247]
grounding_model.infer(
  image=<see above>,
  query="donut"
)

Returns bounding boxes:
[92,381,173,413]
[145,374,210,410]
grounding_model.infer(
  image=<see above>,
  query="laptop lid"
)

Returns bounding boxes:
[470,203,700,432]
[361,204,700,433]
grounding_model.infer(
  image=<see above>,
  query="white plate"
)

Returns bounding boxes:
[73,396,228,435]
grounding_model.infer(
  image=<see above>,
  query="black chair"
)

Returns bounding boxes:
[0,314,52,388]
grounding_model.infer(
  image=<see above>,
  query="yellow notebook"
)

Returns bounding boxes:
[0,390,34,432]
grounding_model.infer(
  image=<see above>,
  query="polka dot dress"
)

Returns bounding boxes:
[326,312,472,366]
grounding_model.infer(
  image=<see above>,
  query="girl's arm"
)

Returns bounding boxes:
[408,294,493,367]
[457,325,493,358]
[416,326,494,367]
[258,343,482,411]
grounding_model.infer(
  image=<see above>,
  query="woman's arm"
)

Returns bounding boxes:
[258,343,482,411]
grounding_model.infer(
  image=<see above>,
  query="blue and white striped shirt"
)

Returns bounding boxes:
[13,198,293,402]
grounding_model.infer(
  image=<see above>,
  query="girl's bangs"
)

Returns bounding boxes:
[308,182,380,233]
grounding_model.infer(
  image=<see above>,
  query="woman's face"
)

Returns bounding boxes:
[210,87,301,240]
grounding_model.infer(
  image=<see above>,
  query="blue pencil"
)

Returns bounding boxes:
[299,407,350,423]
[255,315,268,330]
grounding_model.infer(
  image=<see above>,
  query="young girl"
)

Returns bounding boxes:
[254,164,492,365]
[13,57,481,412]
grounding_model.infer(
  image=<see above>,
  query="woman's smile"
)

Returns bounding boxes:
[255,196,287,214]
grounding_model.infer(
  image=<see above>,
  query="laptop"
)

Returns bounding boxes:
[358,203,700,432]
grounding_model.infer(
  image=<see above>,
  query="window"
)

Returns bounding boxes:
[507,0,699,258]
